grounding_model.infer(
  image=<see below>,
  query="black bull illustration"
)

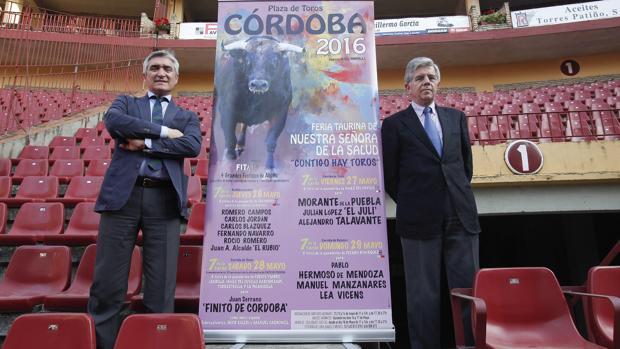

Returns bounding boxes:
[215,36,304,170]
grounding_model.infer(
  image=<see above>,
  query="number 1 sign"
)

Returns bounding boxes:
[504,140,544,175]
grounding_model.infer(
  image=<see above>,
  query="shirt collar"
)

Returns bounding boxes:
[411,101,437,117]
[147,91,172,102]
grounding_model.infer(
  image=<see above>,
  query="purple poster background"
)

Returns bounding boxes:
[200,1,393,336]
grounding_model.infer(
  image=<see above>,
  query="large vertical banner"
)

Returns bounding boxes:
[200,0,394,342]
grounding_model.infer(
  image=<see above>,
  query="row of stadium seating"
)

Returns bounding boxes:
[0,158,209,183]
[1,264,618,348]
[450,266,620,349]
[2,313,204,349]
[0,89,116,133]
[0,244,201,313]
[3,80,619,143]
[0,201,204,245]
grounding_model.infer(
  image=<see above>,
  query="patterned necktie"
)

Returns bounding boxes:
[148,96,165,170]
[423,107,442,157]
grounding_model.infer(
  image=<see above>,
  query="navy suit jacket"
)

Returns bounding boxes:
[95,94,202,218]
[381,105,480,239]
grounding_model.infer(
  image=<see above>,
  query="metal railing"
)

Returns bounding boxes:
[0,1,153,136]
[0,2,141,37]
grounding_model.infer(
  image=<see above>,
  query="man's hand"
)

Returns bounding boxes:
[119,139,145,151]
[168,128,184,139]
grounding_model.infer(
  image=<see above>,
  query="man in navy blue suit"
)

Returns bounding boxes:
[382,57,480,349]
[88,50,201,349]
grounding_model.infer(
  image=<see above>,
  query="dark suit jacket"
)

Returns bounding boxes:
[95,94,202,218]
[381,104,480,239]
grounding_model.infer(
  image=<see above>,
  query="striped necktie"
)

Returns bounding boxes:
[148,96,165,170]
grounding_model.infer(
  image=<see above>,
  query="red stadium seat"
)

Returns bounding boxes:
[43,244,142,310]
[584,266,620,349]
[0,202,64,245]
[12,159,49,182]
[595,89,613,100]
[17,145,49,160]
[8,176,59,204]
[184,158,193,176]
[0,158,12,176]
[59,176,103,204]
[481,104,500,115]
[194,158,209,183]
[49,159,84,183]
[131,245,201,311]
[79,136,106,149]
[96,121,105,132]
[566,101,596,142]
[2,313,96,349]
[0,245,71,312]
[181,202,204,245]
[591,101,620,141]
[85,159,111,176]
[0,176,12,198]
[74,127,98,140]
[174,246,202,310]
[540,103,566,142]
[187,176,202,207]
[82,146,111,162]
[50,146,81,161]
[553,91,572,103]
[451,267,604,349]
[464,105,481,116]
[0,202,6,234]
[49,135,77,147]
[574,90,592,101]
[113,314,204,349]
[44,202,99,245]
[100,128,112,141]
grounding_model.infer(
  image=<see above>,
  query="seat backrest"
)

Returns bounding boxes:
[50,159,84,179]
[79,136,106,148]
[74,127,98,140]
[71,244,98,288]
[13,159,49,178]
[18,145,49,160]
[186,202,205,235]
[186,176,202,204]
[15,176,59,200]
[177,246,202,287]
[0,158,12,176]
[0,176,11,198]
[65,202,100,235]
[50,146,81,160]
[588,266,620,341]
[9,202,64,236]
[85,159,110,176]
[49,136,77,147]
[0,202,7,234]
[474,267,583,346]
[194,159,209,178]
[3,313,96,349]
[82,146,111,161]
[63,176,103,201]
[1,245,71,292]
[113,314,204,349]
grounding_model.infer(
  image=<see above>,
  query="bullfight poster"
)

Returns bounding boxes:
[200,0,394,342]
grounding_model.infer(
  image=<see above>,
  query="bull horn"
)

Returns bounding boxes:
[277,43,304,53]
[222,40,248,51]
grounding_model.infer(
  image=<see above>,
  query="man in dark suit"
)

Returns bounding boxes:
[381,57,480,349]
[88,50,201,349]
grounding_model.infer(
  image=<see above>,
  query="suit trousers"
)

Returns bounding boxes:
[88,184,181,349]
[400,212,479,349]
